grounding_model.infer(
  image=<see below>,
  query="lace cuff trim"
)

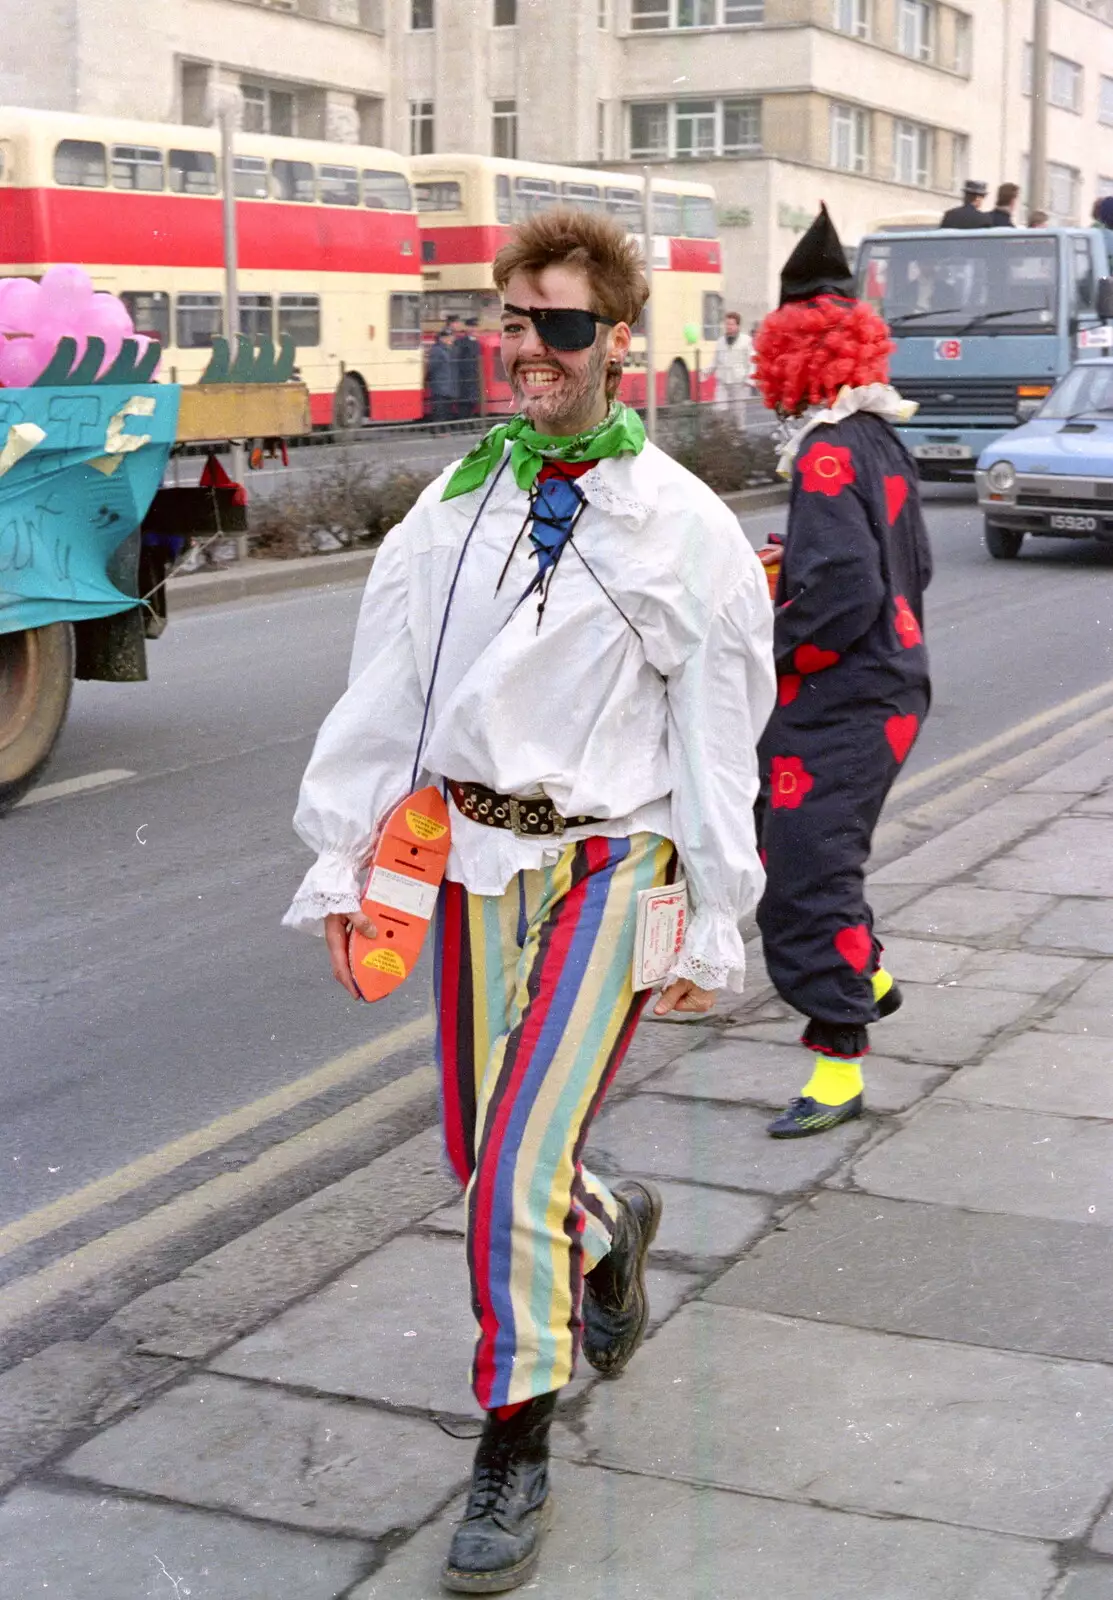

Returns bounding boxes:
[283,854,364,936]
[669,909,747,995]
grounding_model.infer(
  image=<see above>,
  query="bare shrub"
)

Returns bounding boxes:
[248,458,435,559]
[660,411,778,494]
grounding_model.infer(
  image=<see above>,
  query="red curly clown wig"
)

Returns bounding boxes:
[753,295,894,417]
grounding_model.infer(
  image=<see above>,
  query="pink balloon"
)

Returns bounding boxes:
[0,337,46,387]
[88,292,133,339]
[40,263,94,324]
[93,326,124,376]
[0,279,41,336]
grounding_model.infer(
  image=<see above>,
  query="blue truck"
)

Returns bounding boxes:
[854,224,1113,480]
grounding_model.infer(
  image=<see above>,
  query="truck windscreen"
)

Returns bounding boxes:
[858,234,1058,337]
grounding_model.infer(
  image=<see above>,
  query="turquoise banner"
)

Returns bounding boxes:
[0,383,180,635]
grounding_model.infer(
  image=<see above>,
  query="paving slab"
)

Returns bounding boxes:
[59,1371,475,1540]
[587,1094,868,1195]
[942,1030,1113,1117]
[1091,1504,1113,1556]
[424,1181,773,1266]
[1024,898,1113,955]
[653,1037,947,1113]
[1073,793,1113,816]
[704,1189,1113,1362]
[880,937,1084,993]
[1024,736,1113,792]
[1037,962,1113,1038]
[977,817,1113,897]
[0,1482,370,1599]
[351,1461,1056,1600]
[885,885,1055,941]
[211,1233,696,1416]
[850,1101,1113,1225]
[1056,1566,1113,1600]
[576,1303,1113,1539]
[871,791,1074,887]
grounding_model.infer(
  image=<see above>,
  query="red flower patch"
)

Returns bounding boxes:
[834,924,873,974]
[794,643,841,675]
[798,442,855,497]
[885,713,919,764]
[770,755,815,810]
[777,673,802,707]
[884,475,908,526]
[894,595,923,648]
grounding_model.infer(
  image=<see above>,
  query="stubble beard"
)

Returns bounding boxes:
[510,338,610,436]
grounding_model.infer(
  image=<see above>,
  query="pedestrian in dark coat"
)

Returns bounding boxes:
[941,179,989,228]
[752,205,933,1138]
[451,319,483,418]
[984,182,1019,228]
[425,331,457,422]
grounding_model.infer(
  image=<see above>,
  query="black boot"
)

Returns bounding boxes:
[581,1179,662,1378]
[442,1393,557,1595]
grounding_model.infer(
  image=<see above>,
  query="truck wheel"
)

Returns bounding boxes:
[0,623,75,815]
[985,522,1024,560]
[333,374,367,430]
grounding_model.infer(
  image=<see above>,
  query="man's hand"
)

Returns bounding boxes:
[654,979,717,1017]
[324,911,378,1000]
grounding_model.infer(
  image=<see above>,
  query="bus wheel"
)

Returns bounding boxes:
[0,623,75,815]
[984,522,1024,560]
[666,360,691,406]
[333,375,368,430]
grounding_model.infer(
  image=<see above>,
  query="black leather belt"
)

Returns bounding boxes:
[448,781,602,838]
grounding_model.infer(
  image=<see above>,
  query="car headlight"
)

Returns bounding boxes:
[986,460,1017,493]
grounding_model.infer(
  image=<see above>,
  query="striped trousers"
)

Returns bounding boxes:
[434,832,675,1410]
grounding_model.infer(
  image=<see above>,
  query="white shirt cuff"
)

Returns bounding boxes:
[669,907,747,994]
[283,852,365,937]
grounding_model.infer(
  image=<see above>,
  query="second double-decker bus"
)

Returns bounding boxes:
[412,154,723,413]
[0,107,423,426]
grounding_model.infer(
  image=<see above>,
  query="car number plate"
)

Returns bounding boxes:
[1050,513,1098,532]
[914,443,972,460]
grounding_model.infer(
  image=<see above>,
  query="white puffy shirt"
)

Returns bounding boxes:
[284,440,776,993]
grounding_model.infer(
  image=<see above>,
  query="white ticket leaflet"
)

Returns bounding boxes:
[632,880,689,991]
[365,866,440,920]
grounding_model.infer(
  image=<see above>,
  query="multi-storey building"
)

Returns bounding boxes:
[5,0,1113,320]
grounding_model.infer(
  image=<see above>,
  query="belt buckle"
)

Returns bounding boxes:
[508,796,526,836]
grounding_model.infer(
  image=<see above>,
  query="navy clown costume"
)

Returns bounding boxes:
[754,207,933,1137]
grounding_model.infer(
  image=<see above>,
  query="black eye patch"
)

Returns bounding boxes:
[501,303,617,351]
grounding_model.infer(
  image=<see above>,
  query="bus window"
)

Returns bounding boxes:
[363,169,412,211]
[54,139,107,188]
[120,291,171,344]
[112,145,164,192]
[233,156,268,199]
[702,291,724,341]
[561,181,602,211]
[176,292,223,348]
[319,164,360,206]
[681,195,717,238]
[169,150,218,195]
[514,176,558,217]
[605,187,641,227]
[496,175,512,223]
[239,294,274,339]
[390,293,423,349]
[416,180,463,211]
[1073,236,1096,313]
[652,193,680,235]
[278,294,321,346]
[270,160,314,203]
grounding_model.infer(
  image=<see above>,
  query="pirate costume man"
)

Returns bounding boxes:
[753,206,933,1139]
[285,209,775,1593]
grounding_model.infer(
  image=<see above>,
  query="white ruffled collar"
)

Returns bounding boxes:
[776,384,918,477]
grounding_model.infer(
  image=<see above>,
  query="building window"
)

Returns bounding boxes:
[832,0,869,37]
[411,0,434,27]
[410,100,435,155]
[630,0,762,26]
[1048,161,1080,223]
[494,0,516,20]
[893,118,932,186]
[1097,175,1113,199]
[829,103,870,174]
[241,83,295,137]
[897,0,933,62]
[492,99,518,158]
[1050,55,1083,112]
[1101,77,1113,126]
[599,0,608,23]
[597,102,606,161]
[951,12,972,74]
[952,131,969,193]
[629,98,761,159]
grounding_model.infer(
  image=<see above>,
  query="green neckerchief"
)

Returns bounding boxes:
[441,401,646,501]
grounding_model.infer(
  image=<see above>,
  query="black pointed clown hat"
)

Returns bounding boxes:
[779,203,855,306]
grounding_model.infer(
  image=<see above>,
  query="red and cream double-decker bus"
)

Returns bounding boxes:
[0,107,423,426]
[412,154,723,412]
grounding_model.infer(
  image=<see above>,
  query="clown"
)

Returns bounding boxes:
[753,205,933,1139]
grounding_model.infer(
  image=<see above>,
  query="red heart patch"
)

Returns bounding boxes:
[834,924,873,974]
[777,673,801,707]
[884,475,908,526]
[885,713,919,764]
[794,643,841,674]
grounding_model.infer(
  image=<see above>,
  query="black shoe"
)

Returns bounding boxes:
[876,979,903,1019]
[442,1394,557,1594]
[581,1179,662,1378]
[767,1094,863,1139]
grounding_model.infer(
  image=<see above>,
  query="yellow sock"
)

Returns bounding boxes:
[801,1054,864,1106]
[872,967,894,1003]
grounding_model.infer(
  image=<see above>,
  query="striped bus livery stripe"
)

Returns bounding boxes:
[0,189,421,276]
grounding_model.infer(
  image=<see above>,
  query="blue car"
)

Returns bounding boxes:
[976,357,1113,558]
